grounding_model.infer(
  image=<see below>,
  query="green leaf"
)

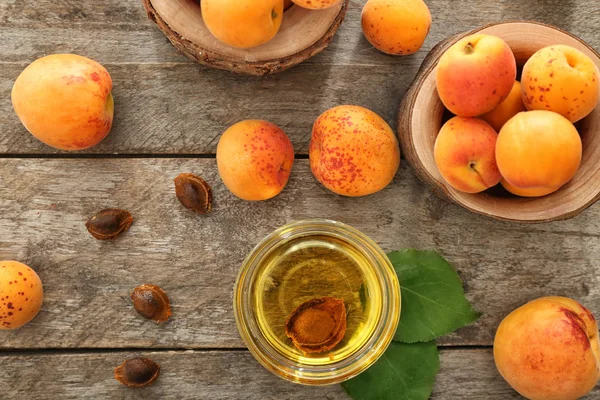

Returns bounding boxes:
[389,249,481,343]
[341,341,439,400]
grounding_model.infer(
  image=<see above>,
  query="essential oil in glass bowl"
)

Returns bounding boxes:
[251,234,383,366]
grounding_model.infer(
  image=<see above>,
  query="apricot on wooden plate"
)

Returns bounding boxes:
[482,81,526,132]
[496,110,581,197]
[201,0,284,49]
[522,44,600,122]
[436,34,516,117]
[434,117,501,193]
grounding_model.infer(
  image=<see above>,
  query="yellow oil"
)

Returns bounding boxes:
[252,234,382,366]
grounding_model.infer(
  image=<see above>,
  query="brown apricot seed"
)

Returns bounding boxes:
[114,358,160,387]
[85,208,133,240]
[285,297,347,354]
[131,284,172,323]
[174,173,212,214]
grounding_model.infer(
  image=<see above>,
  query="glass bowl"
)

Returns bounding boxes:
[233,219,400,385]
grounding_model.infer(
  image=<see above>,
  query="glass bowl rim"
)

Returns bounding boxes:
[233,218,401,385]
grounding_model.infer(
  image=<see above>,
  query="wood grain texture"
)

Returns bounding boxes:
[0,62,413,155]
[1,158,599,349]
[0,1,598,154]
[143,0,349,75]
[2,1,600,397]
[0,349,597,399]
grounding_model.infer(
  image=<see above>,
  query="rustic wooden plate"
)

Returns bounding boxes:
[398,21,600,223]
[142,0,349,76]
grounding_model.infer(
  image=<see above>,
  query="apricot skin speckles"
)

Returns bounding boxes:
[309,105,400,197]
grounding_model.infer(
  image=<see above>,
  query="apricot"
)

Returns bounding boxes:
[494,297,600,400]
[309,105,400,197]
[216,120,294,201]
[500,179,559,198]
[361,0,431,56]
[292,0,341,9]
[434,117,501,193]
[482,81,526,132]
[0,261,44,330]
[496,110,581,197]
[201,0,283,49]
[436,34,517,117]
[11,54,113,151]
[522,45,600,123]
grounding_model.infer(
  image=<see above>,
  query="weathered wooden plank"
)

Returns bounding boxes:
[0,158,599,349]
[2,1,598,65]
[2,0,598,42]
[0,1,598,155]
[0,349,596,399]
[0,62,413,155]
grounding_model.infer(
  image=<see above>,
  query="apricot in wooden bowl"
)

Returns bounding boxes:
[142,0,349,75]
[398,21,600,223]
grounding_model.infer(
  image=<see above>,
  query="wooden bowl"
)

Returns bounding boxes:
[142,0,349,76]
[398,21,600,223]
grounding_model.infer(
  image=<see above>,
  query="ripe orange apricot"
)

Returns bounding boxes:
[522,45,600,123]
[11,54,113,150]
[361,0,431,56]
[496,110,581,197]
[436,34,516,117]
[482,81,526,132]
[0,261,44,330]
[217,120,294,201]
[494,297,600,400]
[434,117,501,193]
[309,105,400,197]
[292,0,342,9]
[201,0,284,49]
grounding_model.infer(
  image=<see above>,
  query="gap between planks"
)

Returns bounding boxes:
[0,344,492,357]
[0,344,493,357]
[0,154,309,159]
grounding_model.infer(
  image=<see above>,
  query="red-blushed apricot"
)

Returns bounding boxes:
[494,296,600,400]
[436,34,517,117]
[434,117,501,193]
[309,105,400,197]
[217,120,294,201]
[11,54,113,150]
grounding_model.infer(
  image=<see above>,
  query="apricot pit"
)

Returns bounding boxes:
[85,209,133,240]
[114,358,161,387]
[131,284,172,323]
[174,173,213,214]
[285,297,347,354]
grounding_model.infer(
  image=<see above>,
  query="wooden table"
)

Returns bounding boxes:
[1,0,599,398]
